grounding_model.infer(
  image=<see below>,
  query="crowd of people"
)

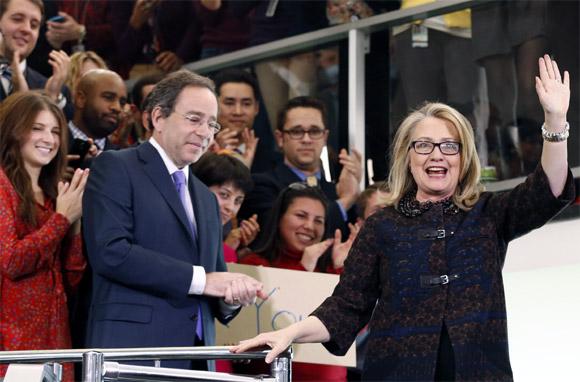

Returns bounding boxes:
[0,0,576,381]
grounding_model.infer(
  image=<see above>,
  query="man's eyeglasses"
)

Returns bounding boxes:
[282,127,326,140]
[178,112,221,135]
[410,141,461,155]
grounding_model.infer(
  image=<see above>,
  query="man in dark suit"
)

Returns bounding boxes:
[82,70,265,371]
[0,0,70,109]
[239,96,362,240]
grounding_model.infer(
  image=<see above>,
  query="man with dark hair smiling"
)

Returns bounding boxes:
[212,68,278,171]
[0,0,70,105]
[240,96,362,240]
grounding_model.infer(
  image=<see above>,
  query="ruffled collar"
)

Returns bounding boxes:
[398,192,459,217]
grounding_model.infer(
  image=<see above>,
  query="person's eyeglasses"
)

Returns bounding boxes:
[410,140,461,155]
[282,127,326,140]
[177,112,221,135]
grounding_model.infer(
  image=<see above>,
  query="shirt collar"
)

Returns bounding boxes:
[286,163,321,182]
[149,137,190,182]
[68,121,107,151]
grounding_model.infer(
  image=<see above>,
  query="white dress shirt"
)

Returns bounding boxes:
[149,137,206,295]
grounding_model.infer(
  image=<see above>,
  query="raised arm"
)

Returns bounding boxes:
[536,54,570,197]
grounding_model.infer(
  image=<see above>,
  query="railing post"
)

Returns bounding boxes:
[52,362,63,382]
[82,351,103,382]
[270,349,291,382]
[348,28,368,188]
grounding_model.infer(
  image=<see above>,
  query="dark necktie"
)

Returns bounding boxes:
[0,64,13,95]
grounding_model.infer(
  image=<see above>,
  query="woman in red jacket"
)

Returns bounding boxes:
[0,92,89,382]
[240,183,358,381]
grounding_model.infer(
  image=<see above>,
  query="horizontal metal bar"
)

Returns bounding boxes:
[0,346,286,364]
[103,362,275,382]
[184,0,483,74]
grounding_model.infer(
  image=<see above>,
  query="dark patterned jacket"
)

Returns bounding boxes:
[312,165,575,381]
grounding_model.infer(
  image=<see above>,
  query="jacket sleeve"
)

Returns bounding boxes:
[488,164,575,244]
[310,213,383,355]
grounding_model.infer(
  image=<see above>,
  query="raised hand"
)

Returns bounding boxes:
[46,12,83,47]
[239,128,259,168]
[536,54,570,122]
[339,148,363,182]
[239,214,260,247]
[536,54,571,197]
[301,238,334,272]
[155,51,183,72]
[45,50,70,101]
[10,50,28,93]
[224,228,242,250]
[214,128,240,151]
[56,168,90,223]
[331,223,360,269]
[336,148,363,211]
[129,0,160,29]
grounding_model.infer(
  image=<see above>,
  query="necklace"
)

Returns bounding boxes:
[398,192,459,217]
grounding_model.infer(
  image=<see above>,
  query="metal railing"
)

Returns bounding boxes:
[182,0,580,193]
[0,346,292,382]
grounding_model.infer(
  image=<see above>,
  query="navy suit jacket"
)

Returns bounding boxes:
[83,142,233,369]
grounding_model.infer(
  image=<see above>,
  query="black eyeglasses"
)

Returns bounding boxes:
[410,141,461,155]
[282,128,326,140]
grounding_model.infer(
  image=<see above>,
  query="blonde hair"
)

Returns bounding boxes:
[66,51,108,96]
[385,102,483,211]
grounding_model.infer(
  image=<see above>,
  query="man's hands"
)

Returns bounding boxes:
[129,0,161,30]
[336,148,362,211]
[213,128,259,168]
[44,50,70,102]
[204,272,268,306]
[46,12,84,49]
[63,139,99,182]
[10,51,28,93]
[155,51,183,72]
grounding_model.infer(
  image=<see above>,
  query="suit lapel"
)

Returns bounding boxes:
[275,163,301,185]
[137,142,197,247]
